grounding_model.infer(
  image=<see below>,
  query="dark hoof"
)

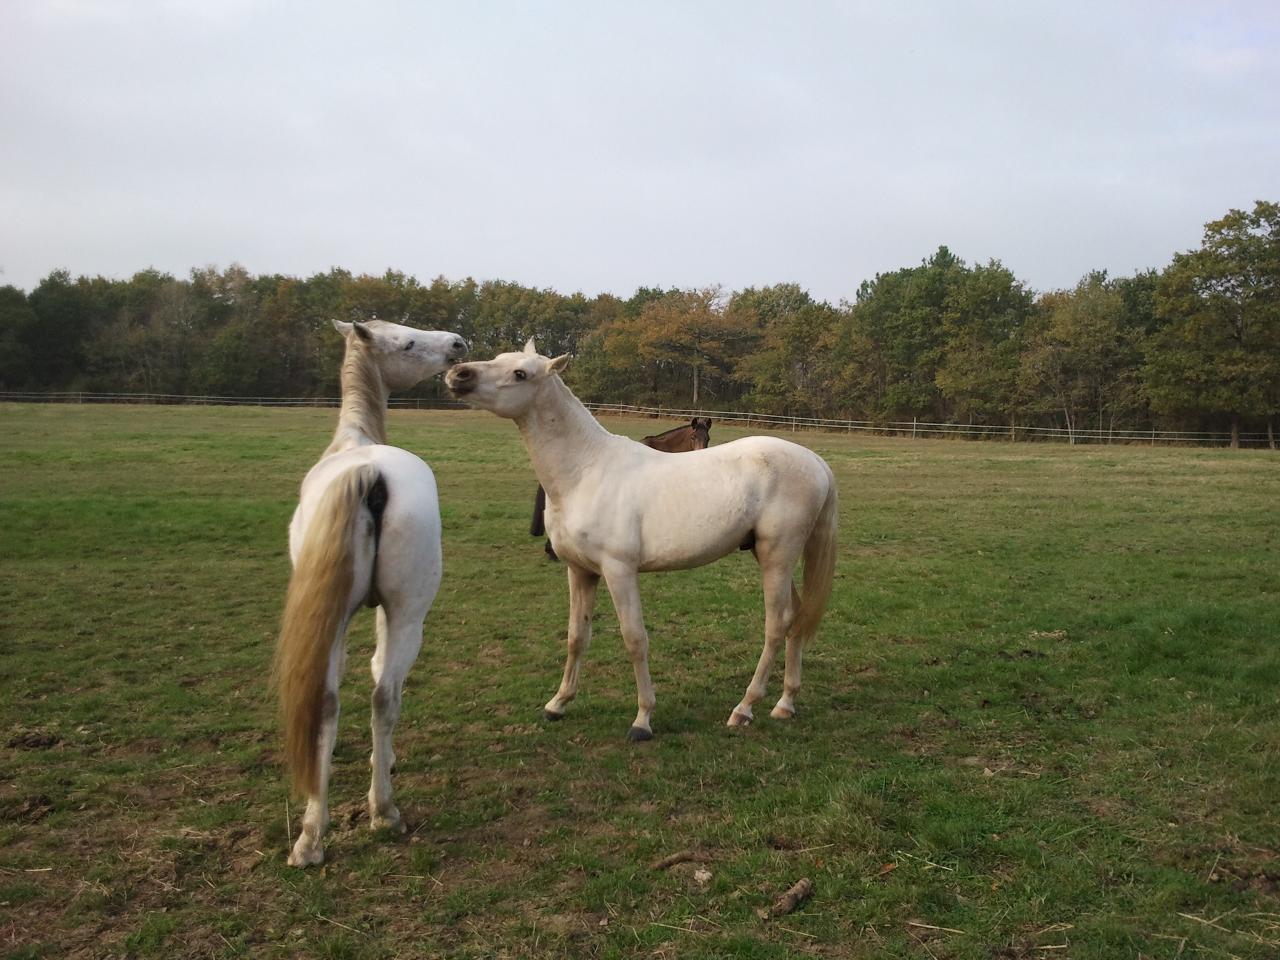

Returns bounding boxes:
[627,726,654,742]
[544,709,564,722]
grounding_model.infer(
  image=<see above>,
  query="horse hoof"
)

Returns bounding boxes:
[769,705,795,720]
[544,709,565,722]
[627,725,653,742]
[287,843,325,868]
[726,710,752,727]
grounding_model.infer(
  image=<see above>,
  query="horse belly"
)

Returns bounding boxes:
[635,502,756,572]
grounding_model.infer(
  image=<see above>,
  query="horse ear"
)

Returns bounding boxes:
[332,319,353,337]
[547,354,571,375]
[352,321,375,342]
[523,338,538,355]
[690,417,699,427]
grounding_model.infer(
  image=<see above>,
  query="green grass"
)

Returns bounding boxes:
[1,402,1278,959]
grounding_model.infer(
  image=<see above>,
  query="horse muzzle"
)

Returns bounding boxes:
[448,338,470,363]
[444,365,476,396]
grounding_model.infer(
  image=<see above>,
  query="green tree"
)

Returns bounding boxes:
[935,260,1034,428]
[1144,201,1280,447]
[839,247,965,420]
[0,286,36,389]
[730,284,838,416]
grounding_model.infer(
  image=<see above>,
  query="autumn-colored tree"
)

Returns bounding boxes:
[631,287,751,406]
[1018,273,1140,442]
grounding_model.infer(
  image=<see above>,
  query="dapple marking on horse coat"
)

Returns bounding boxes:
[446,341,837,740]
[530,417,712,560]
[276,319,466,867]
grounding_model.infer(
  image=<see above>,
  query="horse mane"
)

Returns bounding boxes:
[324,337,387,456]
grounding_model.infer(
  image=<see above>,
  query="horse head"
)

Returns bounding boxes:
[332,319,469,390]
[690,417,713,449]
[445,338,569,419]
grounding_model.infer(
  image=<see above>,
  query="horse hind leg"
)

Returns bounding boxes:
[728,561,795,727]
[367,604,425,833]
[770,583,805,720]
[289,638,348,867]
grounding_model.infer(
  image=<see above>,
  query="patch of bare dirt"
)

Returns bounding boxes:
[7,731,60,750]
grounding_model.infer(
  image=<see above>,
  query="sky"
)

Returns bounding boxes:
[1,1,1277,303]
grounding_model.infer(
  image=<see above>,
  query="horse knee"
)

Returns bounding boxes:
[371,683,400,724]
[320,691,339,724]
[621,632,648,661]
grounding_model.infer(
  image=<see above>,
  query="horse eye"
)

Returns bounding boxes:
[403,341,414,351]
[514,370,527,381]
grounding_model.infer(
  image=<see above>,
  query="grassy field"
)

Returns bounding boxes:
[1,402,1278,959]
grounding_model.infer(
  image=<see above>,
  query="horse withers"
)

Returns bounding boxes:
[531,417,712,559]
[447,341,837,740]
[276,319,467,866]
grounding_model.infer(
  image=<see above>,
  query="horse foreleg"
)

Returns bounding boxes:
[368,605,425,833]
[603,568,656,741]
[289,639,347,867]
[544,564,599,720]
[728,565,795,727]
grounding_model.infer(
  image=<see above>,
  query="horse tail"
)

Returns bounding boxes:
[275,463,382,797]
[790,470,838,645]
[531,485,547,536]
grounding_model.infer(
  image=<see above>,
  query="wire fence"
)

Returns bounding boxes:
[1,390,1274,448]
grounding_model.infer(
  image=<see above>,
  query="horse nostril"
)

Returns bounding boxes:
[452,366,472,381]
[452,338,469,357]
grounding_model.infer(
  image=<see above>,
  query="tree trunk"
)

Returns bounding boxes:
[1230,413,1240,449]
[1268,419,1276,450]
[691,363,699,406]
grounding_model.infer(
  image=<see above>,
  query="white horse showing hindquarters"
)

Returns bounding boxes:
[277,319,467,867]
[445,341,837,740]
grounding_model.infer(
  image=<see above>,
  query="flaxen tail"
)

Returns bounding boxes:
[790,471,838,645]
[274,463,381,797]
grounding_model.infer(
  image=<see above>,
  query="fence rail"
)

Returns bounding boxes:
[0,390,468,410]
[1,391,1274,447]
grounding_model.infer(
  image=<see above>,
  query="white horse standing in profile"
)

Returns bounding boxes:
[276,319,467,866]
[445,341,837,740]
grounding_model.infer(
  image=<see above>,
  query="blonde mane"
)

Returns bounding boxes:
[325,338,387,456]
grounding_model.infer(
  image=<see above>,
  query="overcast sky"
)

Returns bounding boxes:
[2,1,1277,303]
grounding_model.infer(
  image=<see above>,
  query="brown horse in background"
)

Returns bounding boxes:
[532,418,712,560]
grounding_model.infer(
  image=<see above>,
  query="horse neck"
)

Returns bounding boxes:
[516,377,612,499]
[324,343,389,456]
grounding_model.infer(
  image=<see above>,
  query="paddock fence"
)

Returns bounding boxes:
[1,391,1274,448]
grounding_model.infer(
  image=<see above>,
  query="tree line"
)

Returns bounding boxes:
[2,201,1277,447]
